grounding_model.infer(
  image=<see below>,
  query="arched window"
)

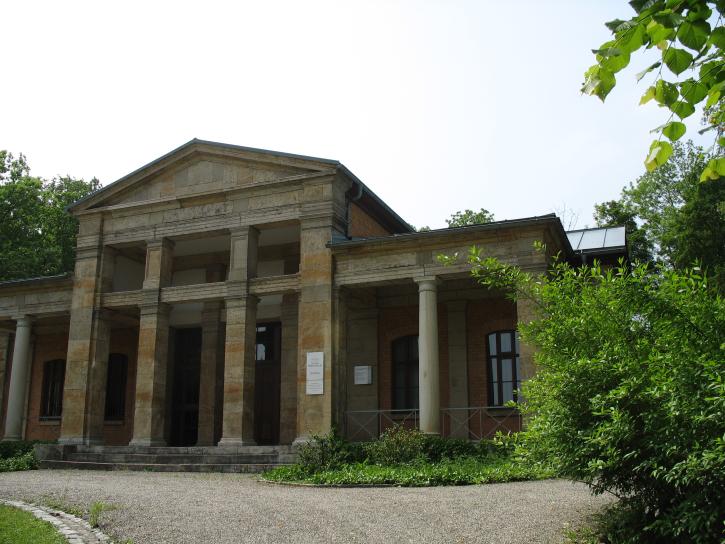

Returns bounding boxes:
[392,336,419,410]
[105,353,128,421]
[40,359,65,420]
[486,331,520,406]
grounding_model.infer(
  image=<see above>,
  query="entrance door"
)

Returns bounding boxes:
[170,327,201,446]
[255,322,281,445]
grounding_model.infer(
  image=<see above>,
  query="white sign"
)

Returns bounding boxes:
[354,365,373,385]
[306,352,324,395]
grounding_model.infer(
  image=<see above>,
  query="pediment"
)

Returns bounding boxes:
[70,140,338,213]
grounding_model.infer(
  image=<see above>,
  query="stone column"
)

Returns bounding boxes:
[416,277,440,435]
[218,296,258,446]
[228,227,259,282]
[197,301,221,446]
[446,301,468,438]
[0,331,11,432]
[130,303,171,446]
[279,294,299,445]
[3,317,32,441]
[60,234,115,445]
[130,238,174,446]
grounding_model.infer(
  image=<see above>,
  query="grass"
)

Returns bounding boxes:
[0,504,65,544]
[263,455,554,486]
[89,501,116,528]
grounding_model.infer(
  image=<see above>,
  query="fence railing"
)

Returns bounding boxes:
[345,406,522,441]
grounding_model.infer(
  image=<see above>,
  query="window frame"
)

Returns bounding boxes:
[391,335,419,410]
[104,353,128,422]
[40,359,66,421]
[486,330,520,407]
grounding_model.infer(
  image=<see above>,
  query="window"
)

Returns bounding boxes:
[486,331,520,406]
[392,336,419,410]
[40,359,65,420]
[104,353,128,421]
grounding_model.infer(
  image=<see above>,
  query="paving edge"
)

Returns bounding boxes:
[0,499,111,544]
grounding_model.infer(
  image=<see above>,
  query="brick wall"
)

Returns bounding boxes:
[349,203,392,238]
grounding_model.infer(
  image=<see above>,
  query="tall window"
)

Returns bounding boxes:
[486,331,520,406]
[105,353,128,421]
[40,359,65,420]
[392,336,419,410]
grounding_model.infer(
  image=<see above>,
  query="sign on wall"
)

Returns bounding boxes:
[306,352,324,395]
[353,365,373,385]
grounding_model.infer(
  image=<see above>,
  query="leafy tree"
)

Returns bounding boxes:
[445,208,495,228]
[0,151,100,281]
[457,250,724,543]
[583,0,724,176]
[594,198,654,262]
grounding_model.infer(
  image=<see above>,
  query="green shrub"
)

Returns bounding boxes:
[364,426,427,465]
[422,435,479,461]
[297,428,363,473]
[0,451,37,472]
[0,441,37,460]
[469,256,725,543]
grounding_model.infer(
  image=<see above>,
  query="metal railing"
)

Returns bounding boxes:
[345,406,522,441]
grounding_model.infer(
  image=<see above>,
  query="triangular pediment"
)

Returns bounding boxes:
[70,139,339,212]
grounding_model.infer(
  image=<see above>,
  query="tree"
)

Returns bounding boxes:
[593,140,723,289]
[445,208,495,228]
[0,151,100,281]
[583,0,724,177]
[458,251,724,543]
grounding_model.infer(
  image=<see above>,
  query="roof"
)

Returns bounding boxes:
[67,139,412,233]
[566,226,626,253]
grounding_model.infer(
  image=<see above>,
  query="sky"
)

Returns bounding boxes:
[0,0,711,230]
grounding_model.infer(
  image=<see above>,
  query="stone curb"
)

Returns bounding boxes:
[257,477,396,488]
[0,499,111,544]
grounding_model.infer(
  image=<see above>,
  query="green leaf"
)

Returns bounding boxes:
[710,27,725,49]
[605,19,628,32]
[601,50,631,73]
[644,140,673,172]
[677,20,710,51]
[718,137,725,148]
[618,24,646,54]
[663,47,694,75]
[582,65,616,101]
[700,159,724,181]
[636,61,661,82]
[705,89,721,108]
[670,100,696,119]
[662,121,686,141]
[685,3,712,22]
[640,86,657,104]
[647,20,674,44]
[679,80,708,104]
[655,80,679,106]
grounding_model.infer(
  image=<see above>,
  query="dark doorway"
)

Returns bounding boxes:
[255,322,281,445]
[170,327,201,446]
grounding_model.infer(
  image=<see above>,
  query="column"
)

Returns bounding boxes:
[130,238,174,446]
[3,317,32,441]
[278,294,299,445]
[446,301,468,438]
[197,301,221,446]
[219,226,259,447]
[60,236,115,445]
[416,277,440,435]
[218,296,258,446]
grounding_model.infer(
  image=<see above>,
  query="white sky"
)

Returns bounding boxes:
[0,0,710,230]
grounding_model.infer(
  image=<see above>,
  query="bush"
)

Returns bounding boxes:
[297,428,364,473]
[470,256,725,543]
[0,440,37,460]
[0,451,37,472]
[364,426,427,465]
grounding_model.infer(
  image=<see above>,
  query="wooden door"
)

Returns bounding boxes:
[254,322,281,445]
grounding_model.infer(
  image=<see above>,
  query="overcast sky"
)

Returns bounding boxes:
[0,0,709,230]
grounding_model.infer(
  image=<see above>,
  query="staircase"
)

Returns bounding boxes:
[35,444,297,473]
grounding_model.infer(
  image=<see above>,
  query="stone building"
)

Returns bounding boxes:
[0,140,625,461]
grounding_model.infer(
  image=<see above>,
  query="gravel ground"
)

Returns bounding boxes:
[0,470,614,544]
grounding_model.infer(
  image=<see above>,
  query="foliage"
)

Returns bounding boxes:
[263,455,553,486]
[0,452,37,472]
[465,252,725,543]
[296,428,365,473]
[363,426,428,465]
[0,151,100,281]
[445,208,495,228]
[0,440,38,460]
[583,0,724,175]
[0,505,65,544]
[88,502,115,529]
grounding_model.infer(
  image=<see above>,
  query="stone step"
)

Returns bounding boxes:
[74,445,295,455]
[40,459,283,473]
[68,452,279,464]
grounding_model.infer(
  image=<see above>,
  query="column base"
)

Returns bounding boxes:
[57,437,86,446]
[292,435,311,447]
[216,437,257,448]
[128,438,167,447]
[1,436,22,442]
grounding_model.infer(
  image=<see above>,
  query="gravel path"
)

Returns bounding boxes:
[0,470,614,544]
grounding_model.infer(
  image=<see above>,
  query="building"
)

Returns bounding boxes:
[0,140,625,458]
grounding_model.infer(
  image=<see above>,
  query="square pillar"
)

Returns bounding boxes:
[218,296,258,446]
[279,294,299,445]
[228,227,259,282]
[197,301,221,446]
[3,317,33,441]
[415,277,440,435]
[60,240,115,445]
[130,303,171,446]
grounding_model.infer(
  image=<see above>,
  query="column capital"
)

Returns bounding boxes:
[11,315,33,328]
[146,238,175,251]
[224,295,259,310]
[229,225,260,238]
[139,302,171,317]
[414,276,440,290]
